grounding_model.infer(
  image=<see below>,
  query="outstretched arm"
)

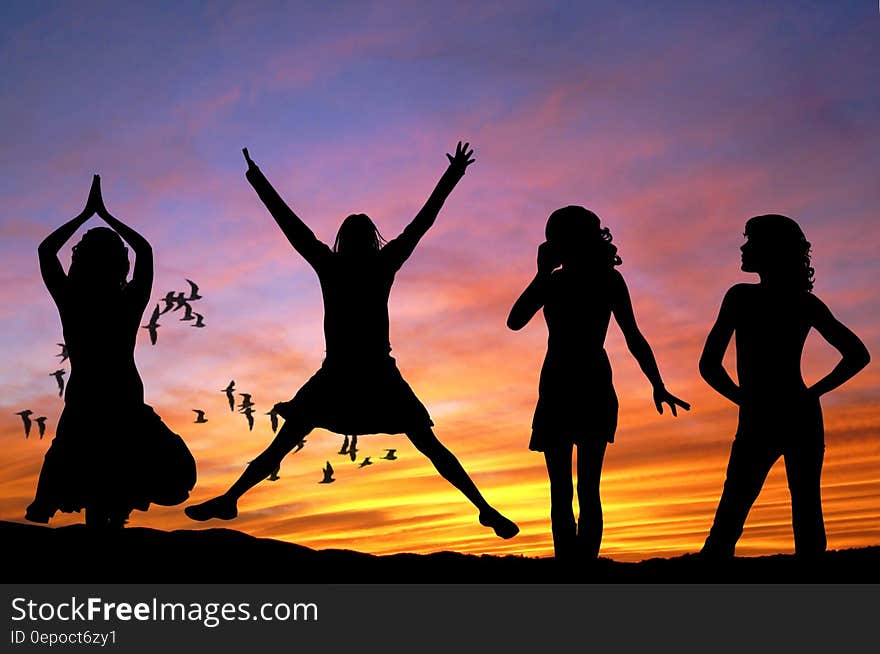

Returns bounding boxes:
[613,272,690,415]
[808,296,870,397]
[698,287,741,405]
[243,148,330,270]
[38,176,101,303]
[507,242,556,330]
[383,141,475,271]
[90,176,153,308]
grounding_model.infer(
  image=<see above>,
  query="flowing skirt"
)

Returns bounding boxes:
[27,403,196,520]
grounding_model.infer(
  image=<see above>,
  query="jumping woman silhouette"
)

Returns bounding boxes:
[185,143,518,539]
[700,214,870,558]
[508,206,689,561]
[26,176,197,529]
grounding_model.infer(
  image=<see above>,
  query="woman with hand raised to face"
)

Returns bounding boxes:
[508,206,690,563]
[26,175,197,529]
[185,142,519,541]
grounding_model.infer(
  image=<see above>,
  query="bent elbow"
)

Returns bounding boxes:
[855,345,871,371]
[698,357,716,383]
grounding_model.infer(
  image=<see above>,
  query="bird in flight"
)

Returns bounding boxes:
[266,408,279,433]
[34,416,48,439]
[238,393,255,411]
[159,291,177,315]
[56,343,68,363]
[15,410,33,438]
[242,406,255,431]
[358,457,373,468]
[193,409,208,423]
[337,434,350,455]
[185,279,202,301]
[142,304,161,345]
[319,461,335,484]
[179,302,195,321]
[348,434,359,462]
[381,449,398,461]
[191,313,206,328]
[222,380,235,411]
[292,439,307,453]
[49,369,66,397]
[171,291,188,311]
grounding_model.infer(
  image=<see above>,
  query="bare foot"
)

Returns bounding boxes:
[479,508,519,539]
[184,495,238,521]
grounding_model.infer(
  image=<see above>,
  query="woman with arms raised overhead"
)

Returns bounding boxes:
[186,143,518,540]
[27,176,196,529]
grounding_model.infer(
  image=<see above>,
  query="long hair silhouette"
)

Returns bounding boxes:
[185,143,518,540]
[509,205,689,562]
[742,214,814,290]
[26,176,196,529]
[333,213,387,254]
[700,214,869,558]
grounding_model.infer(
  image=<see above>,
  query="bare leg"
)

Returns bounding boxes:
[185,419,311,521]
[544,444,576,560]
[406,427,519,539]
[576,439,608,561]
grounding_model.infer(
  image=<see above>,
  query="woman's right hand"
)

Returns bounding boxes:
[537,241,560,275]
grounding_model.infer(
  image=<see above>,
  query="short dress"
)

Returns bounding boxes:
[274,354,433,436]
[528,268,619,451]
[530,349,619,451]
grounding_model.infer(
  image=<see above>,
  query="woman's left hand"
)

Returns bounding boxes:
[653,386,691,416]
[446,141,475,173]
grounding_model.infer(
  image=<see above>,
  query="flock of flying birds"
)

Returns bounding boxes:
[141,279,206,345]
[13,343,71,440]
[193,380,401,484]
[317,445,400,485]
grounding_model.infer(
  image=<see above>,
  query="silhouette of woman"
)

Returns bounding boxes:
[25,176,197,529]
[700,214,870,558]
[508,206,689,561]
[185,143,518,539]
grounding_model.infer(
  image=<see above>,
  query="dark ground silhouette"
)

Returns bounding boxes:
[3,521,877,583]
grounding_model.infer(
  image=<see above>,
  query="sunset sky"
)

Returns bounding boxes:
[1,1,878,562]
